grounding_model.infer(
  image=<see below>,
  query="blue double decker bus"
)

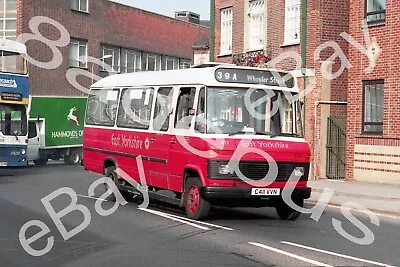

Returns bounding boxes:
[0,38,29,167]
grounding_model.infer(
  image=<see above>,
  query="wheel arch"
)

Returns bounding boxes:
[103,157,118,175]
[179,165,207,207]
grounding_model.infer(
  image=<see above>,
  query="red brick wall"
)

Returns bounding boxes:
[18,0,209,96]
[346,0,400,180]
[306,0,349,178]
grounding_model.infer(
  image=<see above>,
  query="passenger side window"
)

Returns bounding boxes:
[117,88,154,130]
[85,89,120,126]
[28,122,37,139]
[153,87,173,131]
[175,87,196,129]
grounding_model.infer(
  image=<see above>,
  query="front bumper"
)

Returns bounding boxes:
[0,145,28,167]
[200,186,311,201]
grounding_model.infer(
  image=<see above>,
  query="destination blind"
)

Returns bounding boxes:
[214,68,295,88]
[0,92,23,102]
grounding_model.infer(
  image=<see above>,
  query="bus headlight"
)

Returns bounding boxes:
[21,149,26,155]
[294,167,305,177]
[218,165,231,175]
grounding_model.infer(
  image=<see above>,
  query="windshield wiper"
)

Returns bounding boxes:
[269,132,299,138]
[13,130,19,141]
[228,131,300,138]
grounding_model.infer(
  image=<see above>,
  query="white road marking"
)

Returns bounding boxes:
[305,201,400,220]
[281,241,396,267]
[76,194,232,230]
[248,242,333,267]
[163,212,234,231]
[76,194,107,202]
[138,208,210,230]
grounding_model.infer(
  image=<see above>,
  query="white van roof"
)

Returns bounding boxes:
[91,65,299,92]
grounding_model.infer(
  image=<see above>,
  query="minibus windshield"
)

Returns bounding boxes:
[199,87,302,137]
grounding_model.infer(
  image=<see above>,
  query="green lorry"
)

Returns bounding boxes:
[27,96,87,166]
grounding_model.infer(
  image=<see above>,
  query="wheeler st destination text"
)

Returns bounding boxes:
[214,68,295,88]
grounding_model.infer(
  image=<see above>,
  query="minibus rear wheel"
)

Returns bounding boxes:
[184,177,210,220]
[105,166,131,202]
[275,198,303,221]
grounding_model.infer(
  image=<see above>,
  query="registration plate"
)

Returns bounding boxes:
[0,162,7,167]
[251,188,280,196]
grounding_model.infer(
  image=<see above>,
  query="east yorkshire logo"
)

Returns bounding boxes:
[0,78,17,88]
[67,107,80,126]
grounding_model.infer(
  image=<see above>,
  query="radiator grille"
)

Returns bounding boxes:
[208,160,310,181]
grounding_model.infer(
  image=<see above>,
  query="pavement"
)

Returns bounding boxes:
[307,178,400,216]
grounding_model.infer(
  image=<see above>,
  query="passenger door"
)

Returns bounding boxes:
[168,87,197,192]
[149,87,174,190]
[27,121,40,161]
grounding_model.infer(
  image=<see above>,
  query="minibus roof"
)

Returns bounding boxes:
[91,65,300,93]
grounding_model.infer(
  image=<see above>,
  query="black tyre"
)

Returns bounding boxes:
[104,166,131,201]
[275,198,303,221]
[33,158,48,166]
[65,149,82,165]
[184,177,210,220]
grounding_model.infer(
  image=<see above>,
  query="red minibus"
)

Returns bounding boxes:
[83,64,311,220]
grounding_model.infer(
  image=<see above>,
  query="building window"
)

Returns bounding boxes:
[220,8,232,54]
[121,48,141,73]
[179,59,191,69]
[68,39,87,68]
[101,45,120,73]
[100,45,190,76]
[142,52,161,71]
[366,0,385,24]
[160,57,189,70]
[166,57,175,70]
[363,80,384,134]
[248,0,265,51]
[143,53,156,71]
[284,0,300,44]
[161,56,178,70]
[0,0,17,40]
[70,0,88,13]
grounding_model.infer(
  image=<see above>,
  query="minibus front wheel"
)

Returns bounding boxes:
[275,198,303,221]
[184,177,210,220]
[105,166,131,201]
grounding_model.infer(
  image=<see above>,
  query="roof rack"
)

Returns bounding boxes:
[191,62,236,68]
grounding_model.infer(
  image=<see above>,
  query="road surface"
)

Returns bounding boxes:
[0,163,398,267]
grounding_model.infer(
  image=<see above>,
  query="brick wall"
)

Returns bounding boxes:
[346,0,400,183]
[18,0,209,96]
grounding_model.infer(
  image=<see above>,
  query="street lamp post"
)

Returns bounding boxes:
[209,0,215,62]
[91,54,112,84]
